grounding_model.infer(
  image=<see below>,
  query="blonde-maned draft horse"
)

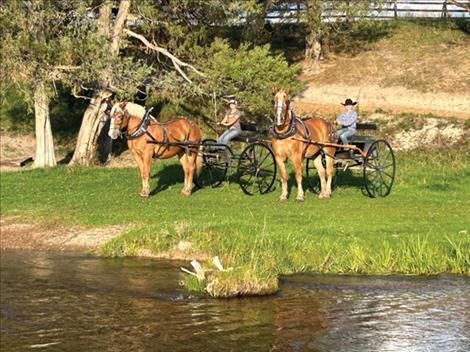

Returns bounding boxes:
[108,102,202,197]
[271,88,336,202]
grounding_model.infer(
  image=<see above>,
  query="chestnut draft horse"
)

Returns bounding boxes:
[108,102,202,197]
[271,88,336,202]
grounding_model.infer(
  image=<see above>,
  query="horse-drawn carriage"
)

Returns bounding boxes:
[305,123,396,198]
[193,123,277,195]
[194,121,396,198]
[108,95,396,199]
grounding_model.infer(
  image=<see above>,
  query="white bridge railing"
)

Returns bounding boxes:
[265,1,470,22]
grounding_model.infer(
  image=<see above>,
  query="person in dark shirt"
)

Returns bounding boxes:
[217,99,243,146]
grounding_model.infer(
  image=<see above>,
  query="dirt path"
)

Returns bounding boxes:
[293,83,470,119]
[0,216,128,251]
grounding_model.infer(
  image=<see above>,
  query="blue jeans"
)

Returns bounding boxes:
[217,128,241,146]
[337,127,356,145]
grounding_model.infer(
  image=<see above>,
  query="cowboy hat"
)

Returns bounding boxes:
[341,98,357,106]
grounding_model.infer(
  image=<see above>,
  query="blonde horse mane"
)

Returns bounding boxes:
[124,102,146,118]
[110,101,146,119]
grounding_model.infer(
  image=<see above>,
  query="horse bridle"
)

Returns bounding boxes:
[111,103,131,139]
[274,93,290,126]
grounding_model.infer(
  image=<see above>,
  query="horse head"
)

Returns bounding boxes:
[273,87,290,126]
[108,102,129,140]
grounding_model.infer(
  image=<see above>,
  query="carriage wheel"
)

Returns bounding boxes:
[237,142,276,195]
[305,155,336,194]
[193,139,232,189]
[363,139,396,198]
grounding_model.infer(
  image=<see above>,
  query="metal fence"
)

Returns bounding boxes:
[265,1,470,22]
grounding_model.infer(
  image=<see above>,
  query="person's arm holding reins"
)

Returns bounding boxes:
[219,112,240,127]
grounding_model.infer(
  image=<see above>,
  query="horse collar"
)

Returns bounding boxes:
[126,107,154,140]
[271,110,296,139]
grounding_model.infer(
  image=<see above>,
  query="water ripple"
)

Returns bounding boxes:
[1,251,469,352]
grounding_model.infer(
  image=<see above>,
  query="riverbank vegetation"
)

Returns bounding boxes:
[1,145,469,296]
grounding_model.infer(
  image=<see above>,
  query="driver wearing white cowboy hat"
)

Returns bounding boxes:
[217,98,243,147]
[334,98,358,146]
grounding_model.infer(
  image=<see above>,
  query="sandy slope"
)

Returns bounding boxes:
[293,83,470,119]
[0,216,127,251]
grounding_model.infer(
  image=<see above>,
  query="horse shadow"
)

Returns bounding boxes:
[150,164,184,195]
[301,168,368,196]
[335,170,370,196]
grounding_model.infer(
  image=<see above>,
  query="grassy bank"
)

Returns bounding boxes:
[1,147,469,296]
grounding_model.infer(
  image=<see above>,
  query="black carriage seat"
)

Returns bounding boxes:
[356,123,378,131]
[232,122,259,143]
[335,123,378,158]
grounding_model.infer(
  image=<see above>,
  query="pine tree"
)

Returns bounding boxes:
[0,1,98,167]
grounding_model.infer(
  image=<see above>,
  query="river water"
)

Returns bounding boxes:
[1,251,469,352]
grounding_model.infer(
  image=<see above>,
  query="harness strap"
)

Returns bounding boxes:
[126,107,154,140]
[295,118,312,160]
[123,111,197,158]
[154,125,170,158]
[271,110,297,139]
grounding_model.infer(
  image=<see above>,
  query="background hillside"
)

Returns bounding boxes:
[293,21,470,119]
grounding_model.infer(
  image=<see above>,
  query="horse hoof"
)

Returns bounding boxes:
[180,190,191,197]
[140,192,149,198]
[279,197,287,203]
[296,197,304,203]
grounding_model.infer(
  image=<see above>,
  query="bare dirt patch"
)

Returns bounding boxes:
[293,83,470,119]
[0,216,129,251]
[105,149,135,168]
[0,133,36,172]
[136,241,209,262]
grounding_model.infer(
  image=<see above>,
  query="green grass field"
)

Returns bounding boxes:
[1,147,469,296]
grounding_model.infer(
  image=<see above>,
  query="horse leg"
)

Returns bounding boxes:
[140,150,153,197]
[324,147,336,198]
[185,151,197,194]
[130,149,147,197]
[293,154,305,202]
[313,154,328,199]
[179,153,191,196]
[275,155,288,202]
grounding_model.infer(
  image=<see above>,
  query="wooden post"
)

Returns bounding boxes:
[394,0,398,19]
[442,0,448,18]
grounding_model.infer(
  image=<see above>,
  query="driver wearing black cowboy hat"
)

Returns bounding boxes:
[334,98,358,146]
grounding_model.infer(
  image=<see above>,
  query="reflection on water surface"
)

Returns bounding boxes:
[1,251,469,351]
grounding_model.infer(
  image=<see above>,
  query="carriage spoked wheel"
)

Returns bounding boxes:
[237,142,277,195]
[305,155,336,194]
[193,139,232,189]
[363,139,396,198]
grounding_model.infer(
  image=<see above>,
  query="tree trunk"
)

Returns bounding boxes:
[68,90,111,166]
[304,0,323,73]
[69,0,130,166]
[305,30,322,71]
[33,81,56,168]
